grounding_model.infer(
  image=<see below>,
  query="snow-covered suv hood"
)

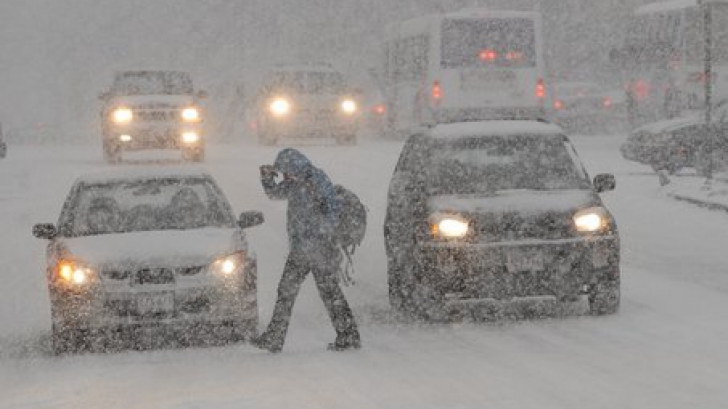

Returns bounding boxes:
[59,228,244,268]
[110,95,194,109]
[428,189,600,215]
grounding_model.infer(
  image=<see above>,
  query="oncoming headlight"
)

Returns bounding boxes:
[430,213,469,239]
[269,98,291,116]
[181,107,201,122]
[211,252,246,276]
[112,107,133,124]
[574,207,610,233]
[340,99,357,114]
[56,260,93,285]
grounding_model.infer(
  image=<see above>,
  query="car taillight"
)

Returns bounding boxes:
[479,49,498,62]
[603,97,613,108]
[432,81,443,101]
[553,100,564,110]
[373,104,386,115]
[536,78,545,99]
[630,80,650,100]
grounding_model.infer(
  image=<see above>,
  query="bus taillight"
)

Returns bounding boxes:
[536,78,546,99]
[479,49,498,62]
[432,81,443,101]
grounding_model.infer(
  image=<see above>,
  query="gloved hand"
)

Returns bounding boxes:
[260,165,278,180]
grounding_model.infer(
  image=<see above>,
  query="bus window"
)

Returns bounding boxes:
[441,18,536,68]
[393,35,429,83]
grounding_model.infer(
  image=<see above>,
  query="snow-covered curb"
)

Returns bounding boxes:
[664,174,728,213]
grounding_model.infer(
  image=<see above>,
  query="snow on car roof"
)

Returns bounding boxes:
[633,115,702,134]
[430,121,564,139]
[635,0,728,15]
[74,166,213,185]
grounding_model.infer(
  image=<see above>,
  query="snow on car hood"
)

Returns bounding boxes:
[60,227,244,268]
[111,94,194,109]
[428,189,600,216]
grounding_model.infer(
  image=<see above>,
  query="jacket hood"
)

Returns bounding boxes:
[274,148,312,176]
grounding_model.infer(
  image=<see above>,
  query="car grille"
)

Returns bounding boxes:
[135,110,178,122]
[471,212,575,242]
[101,266,205,284]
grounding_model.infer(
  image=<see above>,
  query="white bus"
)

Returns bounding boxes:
[382,8,546,136]
[615,0,728,126]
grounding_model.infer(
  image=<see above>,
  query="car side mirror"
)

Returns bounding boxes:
[594,174,616,193]
[33,223,57,239]
[238,211,264,229]
[98,91,112,102]
[196,90,208,100]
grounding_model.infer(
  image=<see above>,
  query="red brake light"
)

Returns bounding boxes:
[630,80,650,100]
[603,97,613,108]
[373,104,386,115]
[553,100,564,110]
[536,79,546,99]
[432,81,443,100]
[479,49,498,62]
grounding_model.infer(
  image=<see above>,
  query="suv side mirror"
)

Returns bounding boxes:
[33,223,57,239]
[594,174,616,193]
[196,90,208,100]
[238,211,264,229]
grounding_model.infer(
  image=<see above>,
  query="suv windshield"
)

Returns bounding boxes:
[427,135,590,195]
[266,71,346,94]
[61,178,235,237]
[112,71,194,95]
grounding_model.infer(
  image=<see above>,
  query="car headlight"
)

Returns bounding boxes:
[181,107,201,122]
[340,99,358,115]
[181,131,200,144]
[211,252,246,276]
[430,213,469,239]
[269,98,292,116]
[56,260,94,285]
[112,108,133,124]
[574,207,610,233]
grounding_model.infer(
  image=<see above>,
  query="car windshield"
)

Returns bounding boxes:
[427,135,590,195]
[61,177,235,237]
[441,18,537,68]
[112,71,194,95]
[266,71,346,94]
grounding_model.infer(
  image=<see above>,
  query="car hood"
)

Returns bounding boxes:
[427,189,601,216]
[59,228,245,268]
[110,95,194,109]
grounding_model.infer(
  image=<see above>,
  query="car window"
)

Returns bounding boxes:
[59,177,236,237]
[427,134,591,195]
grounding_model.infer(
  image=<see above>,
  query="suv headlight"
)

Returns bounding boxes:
[430,213,469,239]
[112,108,133,124]
[340,99,357,115]
[181,107,201,122]
[269,98,291,116]
[55,260,94,285]
[210,252,246,277]
[574,207,610,233]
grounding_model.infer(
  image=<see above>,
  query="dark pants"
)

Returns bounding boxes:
[260,249,359,348]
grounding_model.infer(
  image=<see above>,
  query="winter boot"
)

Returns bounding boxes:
[250,334,283,353]
[327,330,361,351]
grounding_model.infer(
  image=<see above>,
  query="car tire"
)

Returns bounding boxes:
[589,277,620,315]
[51,324,88,355]
[103,140,121,164]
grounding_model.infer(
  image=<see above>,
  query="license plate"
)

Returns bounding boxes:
[136,292,174,315]
[506,251,545,272]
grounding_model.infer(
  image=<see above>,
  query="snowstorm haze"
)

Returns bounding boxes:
[0,0,647,143]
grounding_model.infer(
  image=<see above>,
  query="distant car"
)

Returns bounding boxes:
[98,71,207,163]
[250,64,361,145]
[33,168,264,354]
[620,101,728,174]
[550,82,626,132]
[384,121,620,320]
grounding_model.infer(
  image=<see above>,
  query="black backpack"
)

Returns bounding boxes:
[333,185,367,285]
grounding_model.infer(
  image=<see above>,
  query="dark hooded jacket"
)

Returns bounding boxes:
[263,149,340,257]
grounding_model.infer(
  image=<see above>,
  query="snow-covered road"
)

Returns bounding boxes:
[1,134,727,409]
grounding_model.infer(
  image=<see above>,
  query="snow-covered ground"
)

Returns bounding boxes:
[1,132,728,409]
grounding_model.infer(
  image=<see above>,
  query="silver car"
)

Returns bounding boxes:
[33,168,263,354]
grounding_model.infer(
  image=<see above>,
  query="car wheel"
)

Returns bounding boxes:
[589,277,620,315]
[103,140,121,164]
[336,135,357,146]
[51,324,88,355]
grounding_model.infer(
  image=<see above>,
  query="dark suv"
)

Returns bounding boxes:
[384,121,620,320]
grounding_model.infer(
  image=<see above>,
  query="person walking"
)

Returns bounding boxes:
[253,148,361,353]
